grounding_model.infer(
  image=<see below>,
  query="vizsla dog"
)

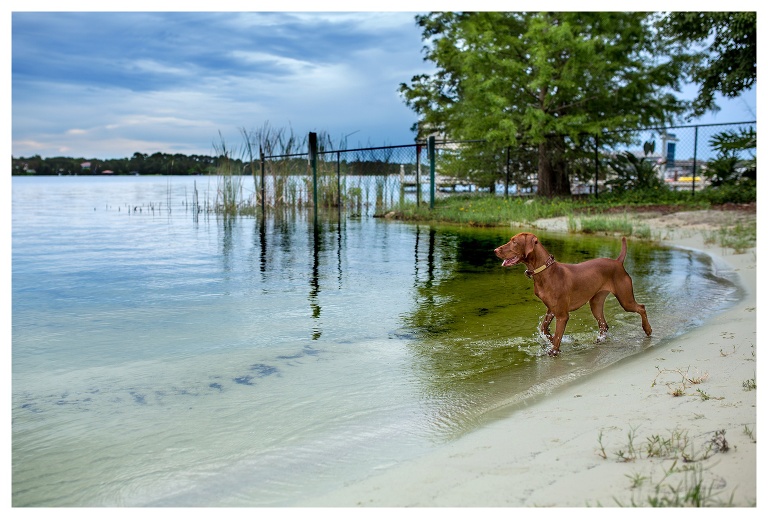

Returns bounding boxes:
[494,233,652,356]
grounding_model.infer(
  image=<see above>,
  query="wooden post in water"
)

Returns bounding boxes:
[309,132,318,225]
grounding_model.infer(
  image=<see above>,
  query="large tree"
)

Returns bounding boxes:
[400,12,696,196]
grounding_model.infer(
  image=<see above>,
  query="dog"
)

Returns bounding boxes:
[494,232,652,355]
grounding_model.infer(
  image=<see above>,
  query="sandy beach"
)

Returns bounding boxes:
[302,208,758,507]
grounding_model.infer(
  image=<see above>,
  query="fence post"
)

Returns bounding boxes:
[309,132,318,224]
[259,146,266,213]
[428,136,436,209]
[692,126,698,195]
[505,146,510,197]
[336,151,341,218]
[594,134,599,199]
[416,143,422,207]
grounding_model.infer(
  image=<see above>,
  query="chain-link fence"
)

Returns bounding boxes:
[597,121,756,193]
[253,121,755,216]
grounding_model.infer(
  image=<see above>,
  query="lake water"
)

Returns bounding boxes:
[11,175,742,506]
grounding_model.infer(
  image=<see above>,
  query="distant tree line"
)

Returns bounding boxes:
[12,152,234,176]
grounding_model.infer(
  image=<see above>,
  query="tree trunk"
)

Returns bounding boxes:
[537,136,571,197]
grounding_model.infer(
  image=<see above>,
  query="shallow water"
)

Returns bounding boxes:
[12,176,741,506]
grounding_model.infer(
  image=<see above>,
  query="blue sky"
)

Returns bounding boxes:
[10,7,758,160]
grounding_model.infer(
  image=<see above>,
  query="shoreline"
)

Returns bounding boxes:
[301,210,758,507]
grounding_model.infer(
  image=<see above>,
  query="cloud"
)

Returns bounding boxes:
[12,11,429,158]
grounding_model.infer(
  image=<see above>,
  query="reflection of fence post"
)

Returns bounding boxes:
[428,136,436,209]
[260,146,266,213]
[309,132,318,224]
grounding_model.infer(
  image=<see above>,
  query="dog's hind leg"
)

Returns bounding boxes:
[613,278,652,336]
[589,291,610,342]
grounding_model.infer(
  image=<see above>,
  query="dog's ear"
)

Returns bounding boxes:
[524,234,538,259]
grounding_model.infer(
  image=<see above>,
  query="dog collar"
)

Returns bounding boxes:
[525,255,555,278]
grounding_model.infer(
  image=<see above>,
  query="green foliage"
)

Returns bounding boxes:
[698,181,756,205]
[605,151,665,192]
[400,12,697,196]
[704,126,757,187]
[659,12,756,117]
[590,186,702,207]
[704,156,741,187]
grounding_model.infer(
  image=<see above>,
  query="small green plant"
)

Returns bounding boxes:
[614,425,640,462]
[597,429,608,459]
[742,378,756,391]
[645,429,691,459]
[626,471,648,489]
[708,430,729,454]
[670,385,686,397]
[652,366,708,396]
[742,425,755,442]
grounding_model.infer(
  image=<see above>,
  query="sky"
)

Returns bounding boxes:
[9,5,759,160]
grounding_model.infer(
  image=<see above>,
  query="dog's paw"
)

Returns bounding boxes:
[547,348,560,357]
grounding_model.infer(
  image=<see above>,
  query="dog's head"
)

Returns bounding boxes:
[494,232,539,267]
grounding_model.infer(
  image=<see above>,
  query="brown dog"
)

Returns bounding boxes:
[494,232,652,355]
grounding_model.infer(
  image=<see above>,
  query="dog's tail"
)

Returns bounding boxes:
[616,237,628,263]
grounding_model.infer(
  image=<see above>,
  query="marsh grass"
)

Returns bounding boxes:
[212,133,250,216]
[704,220,756,253]
[394,194,576,226]
[571,214,652,239]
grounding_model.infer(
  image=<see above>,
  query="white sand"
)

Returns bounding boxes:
[301,210,758,507]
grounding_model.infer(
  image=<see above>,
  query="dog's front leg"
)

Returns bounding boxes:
[540,311,555,342]
[548,312,570,356]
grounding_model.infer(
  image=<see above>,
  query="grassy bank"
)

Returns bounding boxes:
[389,189,756,247]
[391,191,711,228]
